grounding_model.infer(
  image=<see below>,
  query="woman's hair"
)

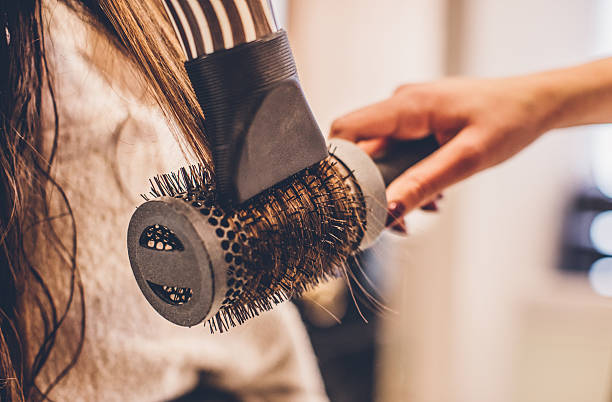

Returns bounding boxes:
[0,1,210,400]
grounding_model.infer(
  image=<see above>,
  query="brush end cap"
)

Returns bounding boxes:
[127,198,227,327]
[329,138,387,249]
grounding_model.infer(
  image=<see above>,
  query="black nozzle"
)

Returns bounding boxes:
[185,30,328,207]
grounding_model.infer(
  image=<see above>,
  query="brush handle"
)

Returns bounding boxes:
[375,135,439,186]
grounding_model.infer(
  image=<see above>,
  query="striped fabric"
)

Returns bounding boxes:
[162,0,279,60]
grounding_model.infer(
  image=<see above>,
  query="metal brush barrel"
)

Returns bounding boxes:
[126,155,387,328]
[126,137,439,328]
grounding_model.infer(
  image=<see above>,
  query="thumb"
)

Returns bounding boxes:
[385,127,486,223]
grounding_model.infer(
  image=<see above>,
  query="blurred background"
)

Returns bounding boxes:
[271,1,612,401]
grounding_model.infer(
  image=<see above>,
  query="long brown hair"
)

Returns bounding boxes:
[0,1,210,400]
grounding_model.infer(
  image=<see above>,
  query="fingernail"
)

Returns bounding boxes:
[420,201,438,212]
[390,219,408,234]
[386,201,406,227]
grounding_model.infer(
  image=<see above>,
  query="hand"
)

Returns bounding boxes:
[330,76,558,226]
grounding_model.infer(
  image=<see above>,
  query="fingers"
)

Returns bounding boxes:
[385,127,485,225]
[330,98,400,142]
[420,201,439,212]
[330,92,433,144]
[388,193,443,236]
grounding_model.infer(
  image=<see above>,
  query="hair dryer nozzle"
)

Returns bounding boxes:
[185,30,328,207]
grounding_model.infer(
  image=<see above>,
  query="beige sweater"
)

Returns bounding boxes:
[35,4,327,401]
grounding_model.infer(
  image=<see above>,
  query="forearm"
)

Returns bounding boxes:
[534,58,612,130]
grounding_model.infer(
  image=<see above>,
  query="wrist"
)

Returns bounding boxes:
[529,59,612,130]
[525,71,571,133]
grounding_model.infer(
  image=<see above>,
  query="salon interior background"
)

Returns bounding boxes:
[274,1,612,401]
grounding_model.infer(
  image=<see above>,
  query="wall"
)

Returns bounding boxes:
[287,1,453,400]
[451,1,611,401]
[288,1,612,401]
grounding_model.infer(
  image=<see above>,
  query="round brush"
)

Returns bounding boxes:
[128,143,387,330]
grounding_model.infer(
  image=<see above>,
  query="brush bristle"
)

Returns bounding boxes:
[143,151,367,332]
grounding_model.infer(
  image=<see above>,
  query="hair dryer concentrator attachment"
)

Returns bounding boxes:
[185,30,328,207]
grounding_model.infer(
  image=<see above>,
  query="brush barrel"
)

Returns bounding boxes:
[126,138,438,328]
[185,30,328,207]
[126,151,388,327]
